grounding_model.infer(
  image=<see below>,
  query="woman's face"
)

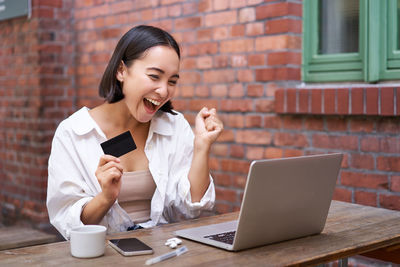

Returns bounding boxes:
[118,45,180,123]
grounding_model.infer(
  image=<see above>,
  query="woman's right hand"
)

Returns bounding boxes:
[95,155,124,204]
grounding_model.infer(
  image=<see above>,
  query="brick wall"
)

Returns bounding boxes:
[0,0,75,228]
[0,0,399,228]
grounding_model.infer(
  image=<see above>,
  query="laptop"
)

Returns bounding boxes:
[175,153,343,251]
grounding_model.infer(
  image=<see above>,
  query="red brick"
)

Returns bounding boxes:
[228,83,245,98]
[198,0,212,12]
[284,149,304,158]
[275,89,285,113]
[349,118,374,133]
[274,132,308,147]
[211,144,229,157]
[255,35,290,51]
[341,171,388,190]
[376,118,400,134]
[204,70,235,83]
[245,115,262,128]
[350,153,374,170]
[312,134,358,150]
[391,176,400,192]
[267,52,301,66]
[237,69,254,82]
[304,118,324,131]
[379,194,400,211]
[246,22,264,36]
[248,54,265,66]
[379,137,400,154]
[298,89,309,113]
[230,144,245,158]
[214,55,229,68]
[179,71,201,84]
[215,203,233,214]
[204,11,237,27]
[311,89,322,114]
[326,117,348,132]
[211,84,228,97]
[220,99,253,112]
[220,158,250,174]
[213,173,231,186]
[286,88,296,113]
[231,55,247,67]
[377,156,400,172]
[239,7,256,23]
[355,191,377,207]
[196,56,213,69]
[225,114,244,128]
[264,147,284,159]
[188,99,218,111]
[264,115,283,129]
[381,87,395,116]
[236,130,272,145]
[220,39,254,53]
[218,129,235,142]
[360,136,379,152]
[351,88,364,115]
[365,87,379,115]
[324,89,335,114]
[188,42,218,56]
[175,16,201,30]
[182,2,198,15]
[255,99,274,113]
[256,2,301,19]
[397,88,400,115]
[247,84,264,97]
[197,28,213,41]
[213,26,230,40]
[265,18,301,34]
[231,24,245,37]
[216,187,237,203]
[282,116,303,130]
[337,89,349,114]
[246,146,265,160]
[213,0,229,10]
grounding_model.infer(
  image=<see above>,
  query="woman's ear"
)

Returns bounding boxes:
[116,60,125,82]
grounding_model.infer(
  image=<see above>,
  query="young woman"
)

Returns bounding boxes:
[47,25,223,239]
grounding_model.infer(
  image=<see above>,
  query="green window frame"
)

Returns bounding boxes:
[303,0,400,83]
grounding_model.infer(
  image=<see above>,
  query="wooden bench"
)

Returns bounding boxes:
[0,226,59,250]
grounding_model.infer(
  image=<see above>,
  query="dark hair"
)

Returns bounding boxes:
[99,25,180,115]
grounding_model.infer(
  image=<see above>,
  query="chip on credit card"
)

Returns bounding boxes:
[100,131,137,157]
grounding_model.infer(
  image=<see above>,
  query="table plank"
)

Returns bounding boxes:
[0,226,58,251]
[1,201,400,266]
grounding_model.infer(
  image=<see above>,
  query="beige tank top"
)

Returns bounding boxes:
[118,170,156,223]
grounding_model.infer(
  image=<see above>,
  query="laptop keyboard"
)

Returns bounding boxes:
[204,231,236,245]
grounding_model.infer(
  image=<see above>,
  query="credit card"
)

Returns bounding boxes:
[100,131,137,157]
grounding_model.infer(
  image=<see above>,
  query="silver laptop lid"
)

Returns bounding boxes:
[232,153,343,251]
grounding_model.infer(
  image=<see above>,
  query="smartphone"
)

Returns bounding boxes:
[108,238,153,256]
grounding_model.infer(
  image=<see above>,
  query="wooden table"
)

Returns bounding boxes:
[1,201,400,266]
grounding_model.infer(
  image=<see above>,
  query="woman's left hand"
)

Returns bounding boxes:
[194,107,224,148]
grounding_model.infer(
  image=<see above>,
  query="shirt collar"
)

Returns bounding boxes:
[71,107,173,137]
[71,107,106,138]
[149,111,173,136]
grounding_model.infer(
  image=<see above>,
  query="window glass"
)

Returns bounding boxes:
[318,0,359,54]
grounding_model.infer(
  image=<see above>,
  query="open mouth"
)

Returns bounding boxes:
[144,98,161,113]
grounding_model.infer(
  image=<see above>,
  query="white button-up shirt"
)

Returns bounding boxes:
[46,107,215,239]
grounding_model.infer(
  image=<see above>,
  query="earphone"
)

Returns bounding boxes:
[165,237,182,249]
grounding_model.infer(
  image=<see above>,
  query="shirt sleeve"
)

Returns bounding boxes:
[164,114,216,221]
[46,125,105,239]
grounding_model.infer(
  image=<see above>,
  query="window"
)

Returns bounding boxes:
[303,0,400,82]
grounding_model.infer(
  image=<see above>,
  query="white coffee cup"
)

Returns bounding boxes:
[70,225,107,258]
